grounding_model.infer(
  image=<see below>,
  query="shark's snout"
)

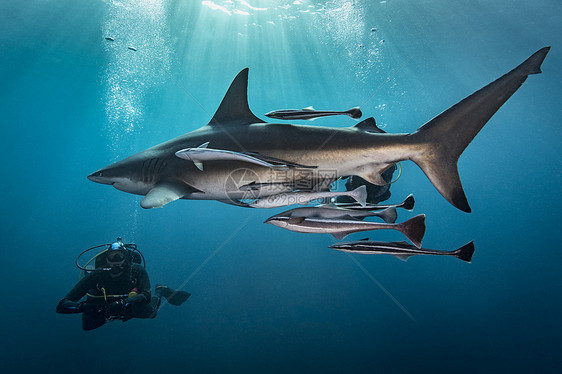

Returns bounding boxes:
[87,170,113,185]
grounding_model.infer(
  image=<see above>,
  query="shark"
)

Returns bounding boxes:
[88,47,550,211]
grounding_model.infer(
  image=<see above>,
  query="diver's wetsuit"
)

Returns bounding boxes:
[56,263,160,331]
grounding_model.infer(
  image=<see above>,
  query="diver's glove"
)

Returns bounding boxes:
[56,299,82,314]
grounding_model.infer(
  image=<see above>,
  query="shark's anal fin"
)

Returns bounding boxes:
[207,68,266,126]
[140,181,202,209]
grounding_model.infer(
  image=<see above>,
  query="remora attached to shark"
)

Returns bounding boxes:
[88,48,550,211]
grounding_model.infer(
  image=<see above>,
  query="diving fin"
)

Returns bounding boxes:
[156,285,191,306]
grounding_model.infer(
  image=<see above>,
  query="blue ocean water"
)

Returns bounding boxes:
[1,0,561,373]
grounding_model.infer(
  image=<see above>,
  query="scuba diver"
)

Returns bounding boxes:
[56,238,191,331]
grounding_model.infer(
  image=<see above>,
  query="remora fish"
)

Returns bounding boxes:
[250,185,368,209]
[265,106,362,120]
[175,142,289,171]
[269,205,398,224]
[326,193,415,211]
[264,214,426,247]
[329,240,475,263]
[87,48,550,211]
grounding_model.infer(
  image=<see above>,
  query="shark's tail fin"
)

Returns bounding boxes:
[408,47,550,212]
[396,214,426,249]
[452,241,475,263]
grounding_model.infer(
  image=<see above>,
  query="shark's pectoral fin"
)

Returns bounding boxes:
[141,181,202,209]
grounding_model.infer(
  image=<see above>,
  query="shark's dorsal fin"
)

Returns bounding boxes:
[353,117,385,133]
[207,68,265,127]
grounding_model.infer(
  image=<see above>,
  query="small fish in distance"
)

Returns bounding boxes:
[265,106,362,120]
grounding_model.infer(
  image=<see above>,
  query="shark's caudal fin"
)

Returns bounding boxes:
[207,68,265,126]
[408,47,550,212]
